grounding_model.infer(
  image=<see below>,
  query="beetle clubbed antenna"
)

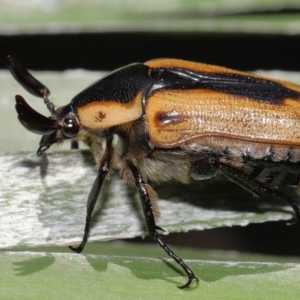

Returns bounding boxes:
[7,55,56,114]
[42,91,55,115]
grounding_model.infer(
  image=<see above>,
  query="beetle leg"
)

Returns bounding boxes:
[129,163,199,289]
[71,140,79,149]
[213,160,300,224]
[69,156,110,253]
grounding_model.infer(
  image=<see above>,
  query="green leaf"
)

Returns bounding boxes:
[1,249,300,299]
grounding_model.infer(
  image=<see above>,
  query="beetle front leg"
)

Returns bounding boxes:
[129,163,199,289]
[71,140,79,149]
[69,157,110,253]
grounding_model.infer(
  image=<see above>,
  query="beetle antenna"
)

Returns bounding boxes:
[7,55,56,114]
[42,93,55,114]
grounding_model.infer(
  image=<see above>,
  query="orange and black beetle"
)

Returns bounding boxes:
[7,55,300,288]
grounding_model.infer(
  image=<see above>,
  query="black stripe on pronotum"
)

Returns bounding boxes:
[8,55,300,288]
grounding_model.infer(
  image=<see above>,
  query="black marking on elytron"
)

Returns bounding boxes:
[71,63,300,110]
[155,111,183,126]
[149,68,300,104]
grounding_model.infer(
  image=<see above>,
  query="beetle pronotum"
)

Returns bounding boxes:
[7,55,300,288]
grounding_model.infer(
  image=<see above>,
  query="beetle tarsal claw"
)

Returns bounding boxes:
[178,275,199,289]
[69,245,83,253]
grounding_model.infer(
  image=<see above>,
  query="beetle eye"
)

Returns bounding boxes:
[61,118,79,138]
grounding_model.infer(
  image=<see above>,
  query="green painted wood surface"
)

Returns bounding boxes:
[1,0,300,34]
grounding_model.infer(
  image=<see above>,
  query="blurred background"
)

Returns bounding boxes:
[2,0,300,258]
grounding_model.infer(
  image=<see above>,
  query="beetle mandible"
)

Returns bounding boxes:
[7,55,300,288]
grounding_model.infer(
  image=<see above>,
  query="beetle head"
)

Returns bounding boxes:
[7,56,80,156]
[15,95,80,156]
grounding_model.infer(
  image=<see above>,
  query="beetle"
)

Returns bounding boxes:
[7,55,300,288]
